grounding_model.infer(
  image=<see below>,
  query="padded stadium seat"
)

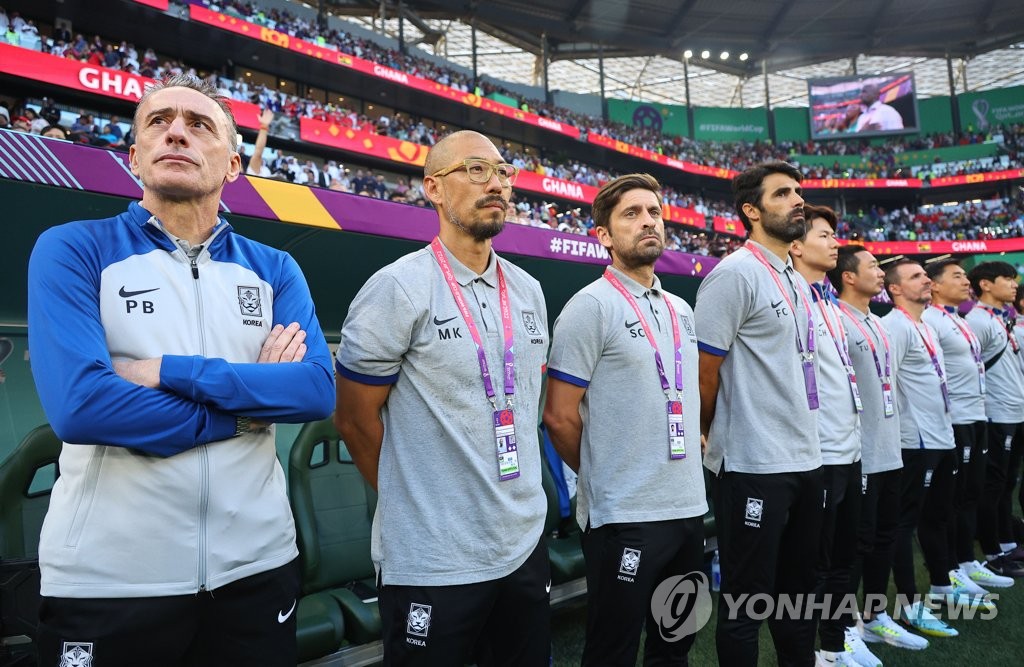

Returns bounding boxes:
[288,418,382,649]
[0,424,61,559]
[295,592,346,663]
[0,424,61,641]
[537,429,585,584]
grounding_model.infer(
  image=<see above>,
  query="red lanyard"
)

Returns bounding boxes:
[929,305,984,364]
[430,238,515,407]
[838,302,892,381]
[745,242,816,358]
[603,268,683,397]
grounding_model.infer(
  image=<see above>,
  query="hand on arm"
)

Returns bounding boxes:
[542,376,586,473]
[334,374,391,490]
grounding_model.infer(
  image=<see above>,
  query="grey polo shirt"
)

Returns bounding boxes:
[695,241,821,474]
[965,306,1024,424]
[809,285,861,465]
[921,306,986,425]
[547,266,708,530]
[838,302,903,474]
[880,311,954,450]
[335,243,548,586]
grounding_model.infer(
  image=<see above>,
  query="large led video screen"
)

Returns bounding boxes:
[808,73,918,140]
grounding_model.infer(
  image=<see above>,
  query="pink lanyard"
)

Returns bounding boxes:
[929,305,984,365]
[603,269,682,397]
[838,303,892,381]
[430,238,515,407]
[816,294,853,368]
[745,242,815,359]
[896,307,946,384]
[976,304,1020,354]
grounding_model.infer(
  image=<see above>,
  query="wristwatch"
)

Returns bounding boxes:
[234,416,252,437]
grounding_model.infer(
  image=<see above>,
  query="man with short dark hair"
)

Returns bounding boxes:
[829,247,928,652]
[335,130,551,665]
[965,261,1024,576]
[545,173,707,666]
[696,161,823,666]
[922,260,1011,594]
[792,206,877,667]
[881,260,960,638]
[28,73,335,666]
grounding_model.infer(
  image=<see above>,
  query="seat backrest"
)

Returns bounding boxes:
[288,418,376,595]
[0,424,62,559]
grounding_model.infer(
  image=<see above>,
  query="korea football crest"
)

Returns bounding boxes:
[60,642,94,667]
[744,497,764,527]
[237,285,262,317]
[407,603,432,638]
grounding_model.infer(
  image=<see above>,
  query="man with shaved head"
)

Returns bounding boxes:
[335,131,551,664]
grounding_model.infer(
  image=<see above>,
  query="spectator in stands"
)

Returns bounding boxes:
[0,106,9,129]
[41,124,69,140]
[335,130,550,665]
[10,115,31,133]
[245,108,274,178]
[27,73,334,667]
[39,97,60,126]
[372,173,389,198]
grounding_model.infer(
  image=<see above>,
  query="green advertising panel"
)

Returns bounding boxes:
[917,96,954,136]
[959,86,1024,132]
[693,106,769,141]
[774,107,810,143]
[607,99,690,137]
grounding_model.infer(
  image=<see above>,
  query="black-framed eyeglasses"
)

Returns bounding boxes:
[431,158,519,186]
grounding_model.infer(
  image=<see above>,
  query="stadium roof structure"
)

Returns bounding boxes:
[325,0,1024,107]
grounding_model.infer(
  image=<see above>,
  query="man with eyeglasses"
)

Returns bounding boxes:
[334,130,551,665]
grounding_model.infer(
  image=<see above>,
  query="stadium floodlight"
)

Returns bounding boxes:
[739,53,749,61]
[701,49,710,59]
[684,49,693,59]
[720,51,729,60]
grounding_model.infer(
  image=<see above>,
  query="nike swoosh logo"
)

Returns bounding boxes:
[433,315,458,326]
[545,580,551,594]
[277,599,297,623]
[770,299,784,309]
[625,319,641,329]
[119,286,160,298]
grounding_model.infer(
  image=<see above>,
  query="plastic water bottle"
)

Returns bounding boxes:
[711,549,721,592]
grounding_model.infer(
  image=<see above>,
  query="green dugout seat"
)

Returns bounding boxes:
[538,430,585,584]
[0,424,61,641]
[288,418,381,651]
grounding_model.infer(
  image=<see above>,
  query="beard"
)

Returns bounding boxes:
[446,192,507,241]
[615,230,664,268]
[761,207,806,243]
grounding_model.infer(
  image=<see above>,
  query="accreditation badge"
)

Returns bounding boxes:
[494,409,520,481]
[667,400,685,459]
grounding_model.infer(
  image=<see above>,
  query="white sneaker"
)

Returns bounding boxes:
[844,626,882,666]
[963,560,1015,589]
[949,567,992,596]
[815,649,867,667]
[862,612,929,649]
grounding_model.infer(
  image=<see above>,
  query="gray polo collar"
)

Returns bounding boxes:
[747,239,793,273]
[436,240,499,287]
[607,265,663,297]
